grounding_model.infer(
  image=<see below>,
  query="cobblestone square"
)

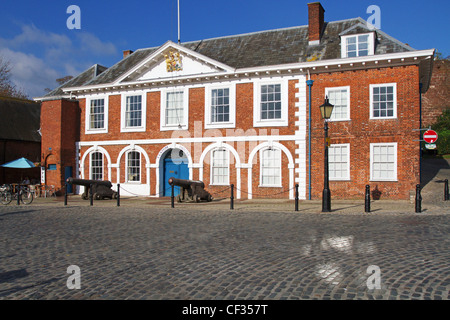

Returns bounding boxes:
[0,201,448,301]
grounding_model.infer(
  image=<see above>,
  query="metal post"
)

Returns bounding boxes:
[230,184,234,210]
[322,121,331,212]
[415,184,422,213]
[444,179,449,201]
[365,185,371,213]
[17,183,20,205]
[295,184,299,211]
[64,183,68,206]
[90,184,93,206]
[117,183,120,207]
[171,184,174,208]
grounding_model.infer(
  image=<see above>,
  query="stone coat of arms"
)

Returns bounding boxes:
[165,51,183,72]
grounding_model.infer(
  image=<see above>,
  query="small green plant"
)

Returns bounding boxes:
[432,108,450,155]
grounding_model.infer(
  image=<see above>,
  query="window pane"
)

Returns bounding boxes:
[127,151,140,182]
[211,88,230,123]
[328,88,349,120]
[126,96,142,127]
[166,92,184,125]
[90,99,105,129]
[372,145,396,180]
[372,85,395,118]
[91,152,103,180]
[328,145,349,180]
[261,84,281,120]
[346,35,371,57]
[212,149,228,184]
[261,149,281,186]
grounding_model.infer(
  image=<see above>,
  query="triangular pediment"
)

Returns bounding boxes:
[339,22,376,37]
[115,41,234,83]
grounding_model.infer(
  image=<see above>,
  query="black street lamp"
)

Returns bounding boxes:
[319,97,334,212]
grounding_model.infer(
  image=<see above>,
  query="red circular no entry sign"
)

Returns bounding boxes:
[423,130,438,144]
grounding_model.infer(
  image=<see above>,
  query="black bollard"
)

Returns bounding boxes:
[295,184,299,212]
[64,183,68,206]
[415,184,422,213]
[90,184,93,206]
[365,185,371,213]
[117,183,120,207]
[171,184,174,208]
[445,179,449,201]
[230,184,234,210]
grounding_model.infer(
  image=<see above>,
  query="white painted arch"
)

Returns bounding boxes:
[80,145,112,180]
[155,143,193,197]
[197,142,242,199]
[114,145,151,196]
[247,141,295,199]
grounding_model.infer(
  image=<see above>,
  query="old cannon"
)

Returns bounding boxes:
[168,177,212,203]
[66,177,118,200]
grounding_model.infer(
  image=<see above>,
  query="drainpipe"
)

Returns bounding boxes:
[306,78,314,200]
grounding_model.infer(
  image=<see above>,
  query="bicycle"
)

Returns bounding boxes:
[0,184,34,205]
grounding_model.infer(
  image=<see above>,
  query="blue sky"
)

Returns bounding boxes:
[0,0,448,98]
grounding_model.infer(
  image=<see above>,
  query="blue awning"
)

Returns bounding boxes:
[1,157,36,168]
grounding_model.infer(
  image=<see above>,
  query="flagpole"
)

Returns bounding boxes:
[178,0,181,44]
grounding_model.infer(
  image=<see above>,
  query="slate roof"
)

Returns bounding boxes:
[0,96,41,142]
[39,17,417,98]
[90,17,414,87]
[38,64,108,100]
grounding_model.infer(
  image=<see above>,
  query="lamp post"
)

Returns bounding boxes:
[319,97,334,212]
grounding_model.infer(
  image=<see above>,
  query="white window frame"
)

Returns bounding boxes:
[126,151,141,183]
[259,147,282,187]
[89,152,104,181]
[370,83,397,120]
[370,142,398,182]
[341,33,375,58]
[160,88,189,131]
[329,144,350,181]
[120,92,147,132]
[253,78,289,127]
[205,84,236,129]
[325,86,350,121]
[210,148,230,186]
[85,95,108,134]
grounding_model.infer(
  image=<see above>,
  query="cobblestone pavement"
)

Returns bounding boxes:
[0,203,448,301]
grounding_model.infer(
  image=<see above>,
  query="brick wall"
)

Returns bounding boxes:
[41,99,80,192]
[307,65,421,200]
[77,80,299,199]
[422,59,449,126]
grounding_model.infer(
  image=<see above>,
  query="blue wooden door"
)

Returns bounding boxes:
[164,159,189,196]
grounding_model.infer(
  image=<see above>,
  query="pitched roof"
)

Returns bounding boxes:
[0,96,41,142]
[37,64,108,101]
[39,17,420,97]
[86,17,413,87]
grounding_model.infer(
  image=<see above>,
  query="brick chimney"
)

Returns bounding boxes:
[123,50,133,58]
[308,2,325,45]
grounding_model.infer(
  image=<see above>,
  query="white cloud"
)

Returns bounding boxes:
[6,24,72,48]
[77,32,117,56]
[0,48,59,98]
[0,24,118,98]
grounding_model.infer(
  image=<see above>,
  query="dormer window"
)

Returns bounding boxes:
[341,33,375,58]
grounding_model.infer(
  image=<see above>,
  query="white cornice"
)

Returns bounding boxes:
[61,49,434,95]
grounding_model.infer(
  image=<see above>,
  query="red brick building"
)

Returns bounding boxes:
[422,59,449,127]
[35,2,434,200]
